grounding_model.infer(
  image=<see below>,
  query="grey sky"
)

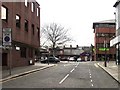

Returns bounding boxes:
[37,0,117,46]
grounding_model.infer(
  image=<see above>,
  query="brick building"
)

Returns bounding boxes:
[1,1,40,68]
[93,20,116,61]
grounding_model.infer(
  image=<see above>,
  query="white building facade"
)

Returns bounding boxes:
[110,0,120,65]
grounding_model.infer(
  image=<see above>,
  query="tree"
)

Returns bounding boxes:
[42,23,72,55]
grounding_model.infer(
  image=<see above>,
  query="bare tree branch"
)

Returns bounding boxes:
[41,23,72,51]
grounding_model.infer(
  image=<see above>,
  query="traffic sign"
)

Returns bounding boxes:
[2,28,12,46]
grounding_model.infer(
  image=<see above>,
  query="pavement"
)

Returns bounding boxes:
[97,61,120,84]
[0,62,56,82]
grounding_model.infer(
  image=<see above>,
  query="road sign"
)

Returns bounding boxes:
[2,28,12,46]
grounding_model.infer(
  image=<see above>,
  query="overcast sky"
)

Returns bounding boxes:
[37,0,117,47]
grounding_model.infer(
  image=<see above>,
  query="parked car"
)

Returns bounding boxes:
[41,56,60,63]
[69,57,75,61]
[77,58,81,62]
[60,57,69,61]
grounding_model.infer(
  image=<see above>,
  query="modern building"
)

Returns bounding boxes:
[93,20,116,61]
[110,0,120,65]
[1,1,40,68]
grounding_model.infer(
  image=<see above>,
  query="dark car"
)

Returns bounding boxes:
[60,57,69,61]
[41,56,60,63]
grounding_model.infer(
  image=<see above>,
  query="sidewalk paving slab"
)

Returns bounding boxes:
[97,61,120,84]
[0,62,56,82]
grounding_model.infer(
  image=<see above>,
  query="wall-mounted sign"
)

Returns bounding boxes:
[99,48,109,51]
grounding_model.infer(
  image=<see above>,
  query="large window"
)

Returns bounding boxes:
[25,0,27,7]
[96,33,115,38]
[37,27,40,38]
[37,8,39,16]
[31,2,35,12]
[16,14,21,28]
[1,6,8,21]
[28,48,33,58]
[32,24,34,35]
[96,24,115,28]
[96,43,110,48]
[20,47,27,58]
[25,20,28,32]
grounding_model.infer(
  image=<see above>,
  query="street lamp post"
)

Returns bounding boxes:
[104,40,107,67]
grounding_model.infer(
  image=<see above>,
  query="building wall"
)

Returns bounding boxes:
[93,22,116,61]
[1,1,40,67]
[114,1,120,64]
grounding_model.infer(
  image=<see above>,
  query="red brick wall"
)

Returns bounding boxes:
[2,1,40,67]
[94,25,116,61]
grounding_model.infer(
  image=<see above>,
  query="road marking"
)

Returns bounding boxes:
[91,84,94,87]
[89,69,91,73]
[75,66,77,68]
[88,69,94,87]
[90,75,91,78]
[94,63,99,68]
[70,68,75,73]
[59,74,69,84]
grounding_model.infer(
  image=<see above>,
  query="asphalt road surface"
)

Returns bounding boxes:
[2,61,119,89]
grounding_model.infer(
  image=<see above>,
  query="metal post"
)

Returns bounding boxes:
[104,40,107,67]
[48,50,50,65]
[8,47,12,75]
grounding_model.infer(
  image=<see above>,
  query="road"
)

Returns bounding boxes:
[2,61,119,89]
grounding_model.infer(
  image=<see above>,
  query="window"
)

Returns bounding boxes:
[15,46,20,51]
[28,48,33,58]
[37,8,39,16]
[32,24,34,35]
[1,6,8,21]
[16,14,21,28]
[31,2,35,12]
[96,43,104,48]
[25,20,28,32]
[37,27,40,38]
[25,0,27,7]
[20,47,26,58]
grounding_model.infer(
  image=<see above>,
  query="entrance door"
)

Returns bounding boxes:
[2,53,7,66]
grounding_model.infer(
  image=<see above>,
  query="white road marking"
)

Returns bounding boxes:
[91,84,94,87]
[89,69,94,87]
[59,74,69,84]
[91,79,93,82]
[94,63,99,68]
[89,69,91,73]
[90,75,91,78]
[70,68,75,73]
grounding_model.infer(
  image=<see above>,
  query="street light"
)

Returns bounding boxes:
[104,40,107,67]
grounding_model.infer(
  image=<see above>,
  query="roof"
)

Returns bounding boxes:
[93,19,115,32]
[114,0,120,7]
[93,19,115,24]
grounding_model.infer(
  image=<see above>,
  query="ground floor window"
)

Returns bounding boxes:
[20,47,26,58]
[28,48,33,58]
[96,54,115,61]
